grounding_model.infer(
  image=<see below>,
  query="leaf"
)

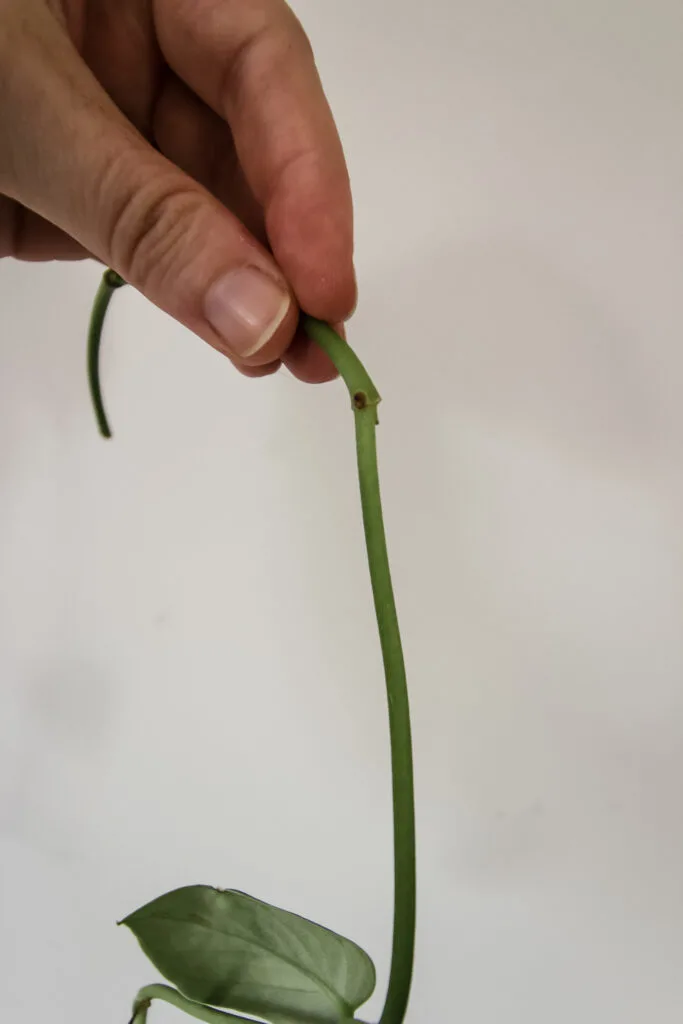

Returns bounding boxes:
[121,886,375,1024]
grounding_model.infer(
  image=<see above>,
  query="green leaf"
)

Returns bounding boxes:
[121,886,375,1024]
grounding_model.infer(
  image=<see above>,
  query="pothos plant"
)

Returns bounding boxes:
[87,270,416,1024]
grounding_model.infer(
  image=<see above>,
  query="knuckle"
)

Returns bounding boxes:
[102,155,205,288]
[284,10,315,60]
[218,10,314,111]
[217,23,269,109]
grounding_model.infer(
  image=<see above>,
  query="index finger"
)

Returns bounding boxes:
[155,0,356,325]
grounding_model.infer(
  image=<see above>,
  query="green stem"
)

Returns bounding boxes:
[87,269,125,438]
[302,316,416,1024]
[131,985,251,1024]
[129,998,149,1024]
[86,285,416,1024]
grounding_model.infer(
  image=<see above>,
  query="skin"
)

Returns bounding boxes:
[0,0,356,381]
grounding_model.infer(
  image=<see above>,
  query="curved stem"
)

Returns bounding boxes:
[87,269,125,438]
[302,317,416,1024]
[131,985,252,1024]
[86,289,416,1024]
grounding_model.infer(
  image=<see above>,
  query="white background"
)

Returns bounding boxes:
[2,1,683,1021]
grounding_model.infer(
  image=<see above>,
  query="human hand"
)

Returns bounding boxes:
[0,0,355,381]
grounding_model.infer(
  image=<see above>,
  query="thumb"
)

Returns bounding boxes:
[0,6,296,367]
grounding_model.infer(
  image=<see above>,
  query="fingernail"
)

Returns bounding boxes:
[204,267,290,358]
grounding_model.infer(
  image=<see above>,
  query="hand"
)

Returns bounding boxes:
[0,0,355,381]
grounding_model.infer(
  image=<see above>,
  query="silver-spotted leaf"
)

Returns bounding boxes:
[121,886,375,1023]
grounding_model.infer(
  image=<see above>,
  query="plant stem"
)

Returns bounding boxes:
[130,986,371,1024]
[129,1001,148,1024]
[87,269,125,438]
[85,285,417,1024]
[302,316,416,1024]
[131,985,252,1024]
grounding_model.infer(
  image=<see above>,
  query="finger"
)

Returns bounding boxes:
[281,320,346,384]
[282,327,339,384]
[239,359,281,378]
[152,72,266,244]
[0,6,300,368]
[154,0,356,324]
[82,0,162,133]
[0,196,87,260]
[152,73,338,382]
